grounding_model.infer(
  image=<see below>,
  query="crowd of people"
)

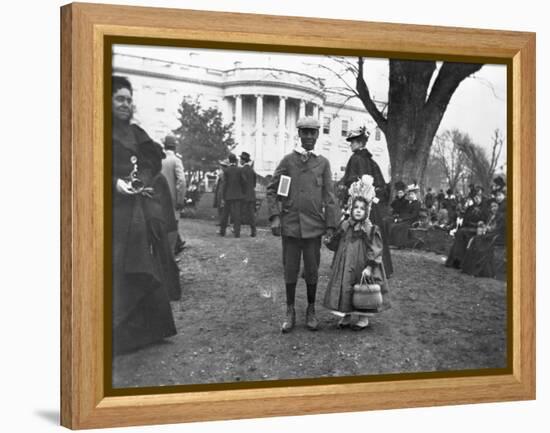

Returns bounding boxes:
[382,178,507,278]
[111,73,507,354]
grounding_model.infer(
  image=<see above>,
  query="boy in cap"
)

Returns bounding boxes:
[267,116,340,333]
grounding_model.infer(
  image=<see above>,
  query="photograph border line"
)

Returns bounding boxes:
[102,34,514,398]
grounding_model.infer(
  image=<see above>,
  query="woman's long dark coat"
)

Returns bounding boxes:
[112,123,178,354]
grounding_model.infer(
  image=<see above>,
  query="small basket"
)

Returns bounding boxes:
[352,275,383,311]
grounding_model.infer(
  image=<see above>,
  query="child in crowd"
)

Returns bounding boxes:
[323,175,390,330]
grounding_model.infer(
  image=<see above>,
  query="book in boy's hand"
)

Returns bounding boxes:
[277,175,291,197]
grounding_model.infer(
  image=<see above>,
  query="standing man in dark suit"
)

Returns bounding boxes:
[239,152,257,237]
[219,153,245,238]
[267,117,340,333]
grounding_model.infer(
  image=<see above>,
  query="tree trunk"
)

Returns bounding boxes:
[356,58,483,189]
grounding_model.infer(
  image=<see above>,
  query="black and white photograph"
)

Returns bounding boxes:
[110,43,508,389]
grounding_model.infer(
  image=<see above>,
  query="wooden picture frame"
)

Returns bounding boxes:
[61,2,535,429]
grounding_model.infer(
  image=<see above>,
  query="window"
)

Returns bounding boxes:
[323,116,331,134]
[375,127,381,141]
[156,107,165,112]
[341,119,349,137]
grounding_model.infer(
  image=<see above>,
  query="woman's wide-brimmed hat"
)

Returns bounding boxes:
[407,183,420,193]
[346,126,370,142]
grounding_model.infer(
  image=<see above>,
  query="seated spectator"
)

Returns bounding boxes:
[467,183,477,199]
[493,190,507,246]
[429,201,439,223]
[413,208,431,229]
[383,181,407,238]
[434,201,453,230]
[424,187,434,210]
[389,183,421,248]
[436,189,445,210]
[445,194,488,269]
[461,221,496,278]
[484,199,500,234]
[443,189,458,223]
[491,176,506,197]
[456,191,465,208]
[390,181,408,216]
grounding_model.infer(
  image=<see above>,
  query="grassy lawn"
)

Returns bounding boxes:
[113,218,507,388]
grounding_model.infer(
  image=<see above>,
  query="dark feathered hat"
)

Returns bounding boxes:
[394,180,406,192]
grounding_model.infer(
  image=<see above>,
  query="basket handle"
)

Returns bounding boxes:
[360,273,374,285]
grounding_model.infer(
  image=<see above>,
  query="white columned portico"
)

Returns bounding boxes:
[318,106,324,133]
[255,94,263,169]
[278,96,287,156]
[299,99,306,119]
[235,95,242,148]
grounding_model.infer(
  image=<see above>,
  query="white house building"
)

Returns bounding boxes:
[113,52,390,180]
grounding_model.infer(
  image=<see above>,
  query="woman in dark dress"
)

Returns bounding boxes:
[445,193,488,269]
[341,126,393,277]
[461,201,501,278]
[111,76,178,355]
[388,184,422,248]
[383,181,408,242]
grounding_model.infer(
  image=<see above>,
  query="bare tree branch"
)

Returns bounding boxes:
[327,55,360,75]
[304,61,359,97]
[432,129,469,191]
[489,129,504,174]
[424,62,483,115]
[356,57,388,133]
[470,75,505,101]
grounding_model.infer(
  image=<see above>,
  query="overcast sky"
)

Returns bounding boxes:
[115,44,507,168]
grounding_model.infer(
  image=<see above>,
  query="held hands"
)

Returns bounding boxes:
[271,216,281,237]
[362,266,372,280]
[115,178,154,198]
[323,228,335,246]
[116,178,136,196]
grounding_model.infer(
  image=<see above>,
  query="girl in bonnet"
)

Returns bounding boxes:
[323,175,390,330]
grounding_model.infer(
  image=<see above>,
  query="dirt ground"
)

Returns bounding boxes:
[112,218,507,388]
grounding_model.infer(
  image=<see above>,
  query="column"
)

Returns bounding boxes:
[278,96,287,155]
[235,95,242,149]
[221,97,231,124]
[299,99,306,119]
[313,104,319,120]
[255,94,263,171]
[318,106,324,134]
